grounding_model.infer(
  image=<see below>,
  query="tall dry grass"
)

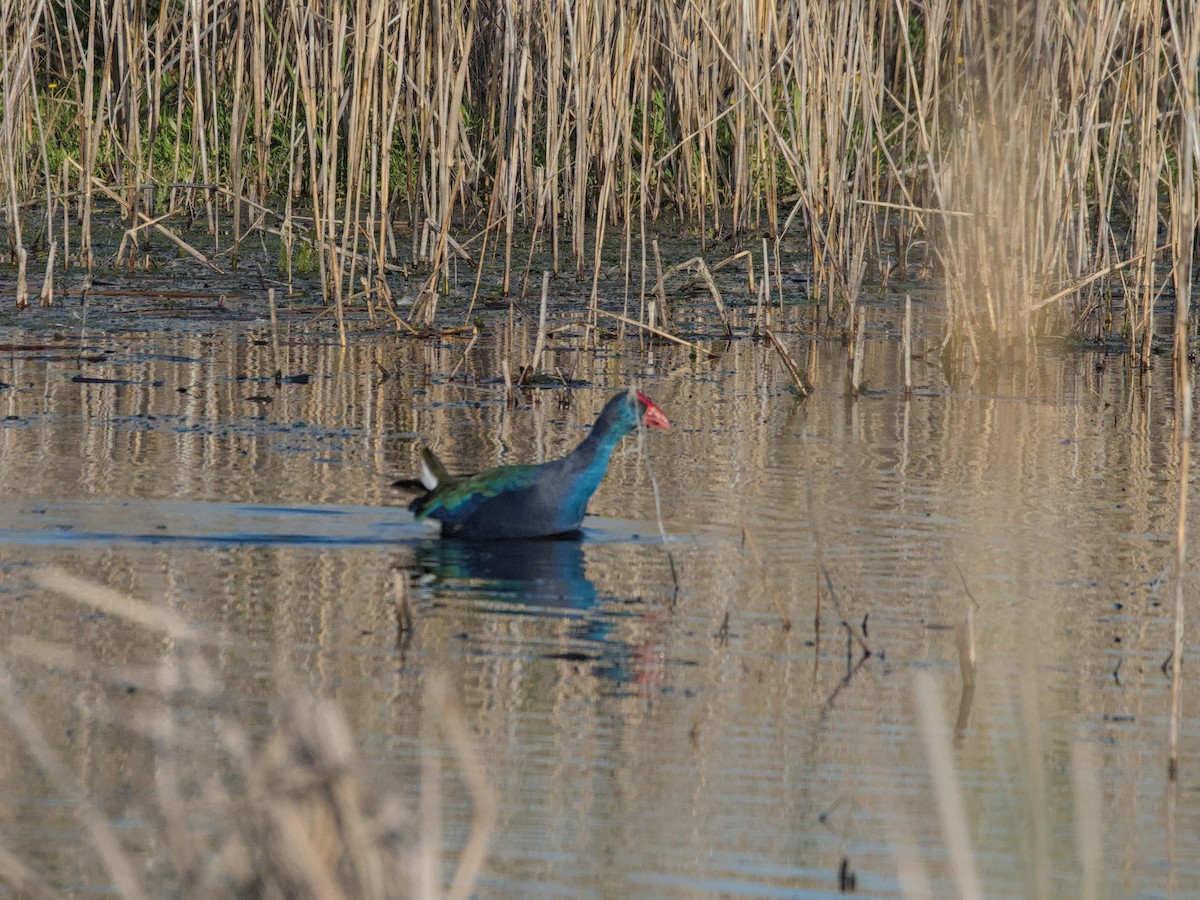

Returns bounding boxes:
[1168,0,1198,784]
[0,0,1196,358]
[0,567,495,898]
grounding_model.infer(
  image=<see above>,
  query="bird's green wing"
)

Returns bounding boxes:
[412,463,543,520]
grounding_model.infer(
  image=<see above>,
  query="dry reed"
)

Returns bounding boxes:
[0,568,493,898]
[912,672,983,900]
[904,669,1108,897]
[1166,0,1198,783]
[0,0,1195,358]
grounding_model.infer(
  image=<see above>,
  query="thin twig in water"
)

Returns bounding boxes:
[595,310,717,358]
[765,328,813,398]
[797,419,870,657]
[448,325,480,381]
[635,386,678,596]
[741,525,791,630]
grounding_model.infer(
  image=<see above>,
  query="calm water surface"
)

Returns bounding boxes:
[0,303,1197,897]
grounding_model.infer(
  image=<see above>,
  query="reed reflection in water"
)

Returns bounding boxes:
[0,318,1195,896]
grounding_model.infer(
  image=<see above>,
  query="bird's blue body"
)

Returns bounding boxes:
[409,390,670,540]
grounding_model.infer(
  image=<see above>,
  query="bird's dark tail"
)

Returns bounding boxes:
[418,446,449,489]
[392,446,451,494]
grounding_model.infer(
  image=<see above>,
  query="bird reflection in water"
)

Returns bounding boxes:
[407,537,663,689]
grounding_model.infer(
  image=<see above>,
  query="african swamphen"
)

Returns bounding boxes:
[407,389,671,539]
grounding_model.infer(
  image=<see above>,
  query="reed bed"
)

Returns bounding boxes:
[0,0,1197,359]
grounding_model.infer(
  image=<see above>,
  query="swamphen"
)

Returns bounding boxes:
[407,389,671,539]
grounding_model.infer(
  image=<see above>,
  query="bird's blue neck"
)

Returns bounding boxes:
[563,417,633,502]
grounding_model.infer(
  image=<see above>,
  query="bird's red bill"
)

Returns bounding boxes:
[637,391,672,430]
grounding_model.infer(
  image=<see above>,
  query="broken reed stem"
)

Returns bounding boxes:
[765,328,813,398]
[501,358,513,403]
[849,310,865,397]
[710,249,755,298]
[38,242,56,307]
[772,239,784,318]
[65,158,223,273]
[755,240,768,335]
[659,257,730,336]
[651,238,670,333]
[1028,246,1159,314]
[903,294,912,397]
[15,247,27,309]
[594,309,716,358]
[394,568,413,637]
[447,324,479,381]
[268,287,281,377]
[521,271,549,385]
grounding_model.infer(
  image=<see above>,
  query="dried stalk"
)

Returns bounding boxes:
[0,0,1189,358]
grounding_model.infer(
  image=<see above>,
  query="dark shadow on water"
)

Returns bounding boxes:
[411,538,649,685]
[415,537,597,606]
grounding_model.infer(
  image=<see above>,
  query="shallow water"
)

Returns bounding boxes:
[0,300,1198,897]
